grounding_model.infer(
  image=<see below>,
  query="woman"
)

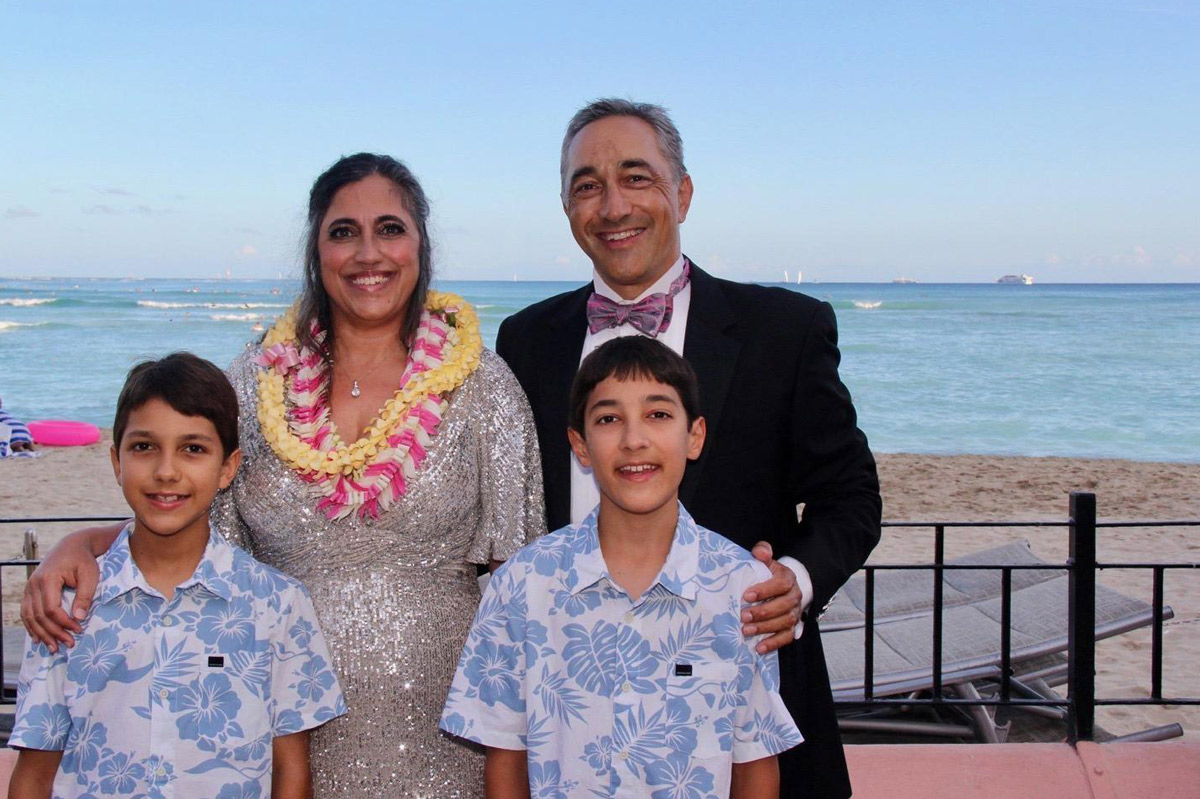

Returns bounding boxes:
[23,154,545,797]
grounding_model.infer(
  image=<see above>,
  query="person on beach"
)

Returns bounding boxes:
[20,154,546,796]
[496,99,882,798]
[0,396,37,457]
[7,353,345,799]
[442,337,802,798]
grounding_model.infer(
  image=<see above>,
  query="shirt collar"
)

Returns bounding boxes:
[592,255,686,304]
[567,502,699,600]
[96,522,237,605]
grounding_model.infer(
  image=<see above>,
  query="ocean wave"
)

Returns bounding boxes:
[853,300,883,309]
[0,297,56,307]
[0,320,46,332]
[210,313,266,322]
[138,300,288,310]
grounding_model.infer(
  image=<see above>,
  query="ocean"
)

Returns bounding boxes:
[2,277,1198,463]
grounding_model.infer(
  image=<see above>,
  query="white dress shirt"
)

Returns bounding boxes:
[570,256,815,635]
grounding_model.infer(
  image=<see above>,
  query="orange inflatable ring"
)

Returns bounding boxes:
[28,420,102,447]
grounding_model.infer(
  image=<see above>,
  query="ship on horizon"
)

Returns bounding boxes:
[997,273,1034,285]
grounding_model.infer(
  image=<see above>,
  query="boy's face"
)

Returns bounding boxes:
[568,375,705,520]
[110,398,240,543]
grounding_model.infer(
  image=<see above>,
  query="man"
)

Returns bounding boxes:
[496,99,882,798]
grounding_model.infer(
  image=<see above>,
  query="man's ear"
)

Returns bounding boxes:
[567,427,592,468]
[676,174,694,224]
[219,448,243,490]
[110,445,122,485]
[686,416,706,461]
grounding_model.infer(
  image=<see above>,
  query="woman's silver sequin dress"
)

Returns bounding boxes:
[215,347,545,797]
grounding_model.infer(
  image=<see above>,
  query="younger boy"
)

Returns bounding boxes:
[8,352,346,799]
[441,337,801,798]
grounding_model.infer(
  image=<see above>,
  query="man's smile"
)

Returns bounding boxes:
[599,228,645,243]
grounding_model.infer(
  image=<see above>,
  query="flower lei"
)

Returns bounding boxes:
[254,291,482,521]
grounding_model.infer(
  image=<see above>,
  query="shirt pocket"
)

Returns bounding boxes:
[662,660,739,758]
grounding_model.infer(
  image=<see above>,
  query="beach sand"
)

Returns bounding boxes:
[2,441,1197,740]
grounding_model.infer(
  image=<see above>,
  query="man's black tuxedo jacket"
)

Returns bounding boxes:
[496,262,881,798]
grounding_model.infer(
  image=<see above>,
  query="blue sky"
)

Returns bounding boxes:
[2,1,1197,283]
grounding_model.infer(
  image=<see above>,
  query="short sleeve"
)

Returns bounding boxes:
[440,562,528,750]
[466,350,547,565]
[8,630,71,751]
[731,565,803,763]
[268,584,347,736]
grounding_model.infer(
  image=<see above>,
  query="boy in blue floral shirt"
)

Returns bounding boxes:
[8,353,346,799]
[442,337,801,798]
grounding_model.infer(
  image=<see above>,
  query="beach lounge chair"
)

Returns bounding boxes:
[822,541,1172,742]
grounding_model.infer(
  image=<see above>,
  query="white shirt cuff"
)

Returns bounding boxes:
[778,555,813,640]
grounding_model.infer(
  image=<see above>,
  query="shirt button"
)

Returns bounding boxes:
[622,682,632,693]
[155,766,166,778]
[623,612,635,624]
[159,688,170,700]
[161,615,174,626]
[618,750,629,761]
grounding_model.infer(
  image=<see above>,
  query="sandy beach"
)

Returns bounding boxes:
[2,441,1197,740]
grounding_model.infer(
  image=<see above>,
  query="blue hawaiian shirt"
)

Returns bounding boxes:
[9,523,347,799]
[441,503,802,799]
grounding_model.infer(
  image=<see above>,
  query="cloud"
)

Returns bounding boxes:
[1084,246,1156,270]
[4,206,40,219]
[132,205,156,215]
[1044,253,1061,265]
[235,226,262,235]
[555,255,571,266]
[1172,252,1196,267]
[49,187,70,194]
[94,186,134,197]
[238,244,258,257]
[83,204,120,215]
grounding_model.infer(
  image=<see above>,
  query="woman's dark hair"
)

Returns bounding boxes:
[113,352,239,458]
[297,153,433,356]
[569,337,701,435]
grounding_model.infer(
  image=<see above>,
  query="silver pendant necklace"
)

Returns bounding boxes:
[332,355,396,399]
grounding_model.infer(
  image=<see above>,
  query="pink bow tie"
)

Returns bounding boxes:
[586,262,691,337]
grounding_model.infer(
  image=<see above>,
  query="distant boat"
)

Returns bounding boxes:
[853,301,882,309]
[892,277,918,284]
[997,274,1034,285]
[783,270,789,283]
[796,270,803,284]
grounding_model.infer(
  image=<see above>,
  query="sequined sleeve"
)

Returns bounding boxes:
[212,349,261,554]
[466,349,547,565]
[211,484,253,552]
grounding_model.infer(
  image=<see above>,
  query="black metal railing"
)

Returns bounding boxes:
[2,495,1197,744]
[836,492,1199,743]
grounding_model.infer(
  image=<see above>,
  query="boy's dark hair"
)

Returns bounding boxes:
[569,337,701,435]
[113,352,239,458]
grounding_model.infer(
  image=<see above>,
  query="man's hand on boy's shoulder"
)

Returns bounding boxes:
[741,542,802,654]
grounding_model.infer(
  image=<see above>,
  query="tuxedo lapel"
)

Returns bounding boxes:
[680,264,740,507]
[536,285,590,528]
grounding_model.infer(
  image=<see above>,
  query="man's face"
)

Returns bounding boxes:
[562,116,694,300]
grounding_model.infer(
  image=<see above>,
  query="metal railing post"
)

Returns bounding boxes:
[1067,491,1097,743]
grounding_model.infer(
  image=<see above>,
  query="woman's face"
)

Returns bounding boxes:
[318,174,421,334]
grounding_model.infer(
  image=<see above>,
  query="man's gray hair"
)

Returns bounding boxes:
[559,98,687,199]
